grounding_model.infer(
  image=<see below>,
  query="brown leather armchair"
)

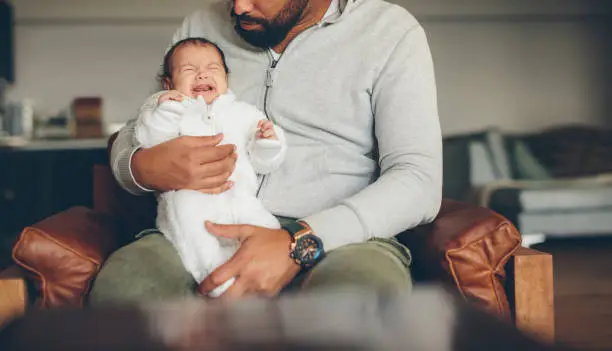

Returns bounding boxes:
[0,161,554,342]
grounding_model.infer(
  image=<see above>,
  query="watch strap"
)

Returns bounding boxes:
[282,220,312,239]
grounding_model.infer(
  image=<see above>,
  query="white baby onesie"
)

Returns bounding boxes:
[135,91,287,297]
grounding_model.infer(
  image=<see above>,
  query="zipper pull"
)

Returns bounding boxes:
[265,68,274,88]
[266,60,278,88]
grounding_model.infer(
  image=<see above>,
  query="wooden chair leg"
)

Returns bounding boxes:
[0,266,28,329]
[507,247,555,343]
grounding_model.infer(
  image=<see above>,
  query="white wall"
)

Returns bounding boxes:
[7,0,187,125]
[10,23,177,125]
[6,0,612,135]
[421,20,612,135]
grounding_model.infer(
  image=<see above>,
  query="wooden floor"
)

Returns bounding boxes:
[533,237,612,351]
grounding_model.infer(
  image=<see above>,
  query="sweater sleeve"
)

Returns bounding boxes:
[302,25,442,251]
[110,118,153,195]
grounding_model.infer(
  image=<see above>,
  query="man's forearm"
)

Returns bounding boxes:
[302,164,442,252]
[110,119,152,195]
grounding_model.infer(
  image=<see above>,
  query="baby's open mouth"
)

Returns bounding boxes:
[192,84,216,95]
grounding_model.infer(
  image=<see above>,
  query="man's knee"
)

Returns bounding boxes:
[88,234,196,305]
[301,238,413,294]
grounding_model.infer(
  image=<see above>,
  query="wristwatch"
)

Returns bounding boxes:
[282,221,325,269]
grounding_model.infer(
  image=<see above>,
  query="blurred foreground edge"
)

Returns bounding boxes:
[0,285,565,351]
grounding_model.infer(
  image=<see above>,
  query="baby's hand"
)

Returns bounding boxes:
[256,120,278,140]
[158,90,185,104]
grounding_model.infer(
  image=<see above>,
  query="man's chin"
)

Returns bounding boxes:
[234,25,287,49]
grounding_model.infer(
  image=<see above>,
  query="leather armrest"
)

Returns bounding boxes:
[12,207,119,308]
[398,199,521,319]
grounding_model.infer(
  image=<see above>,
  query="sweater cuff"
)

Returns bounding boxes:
[115,145,154,195]
[301,204,367,252]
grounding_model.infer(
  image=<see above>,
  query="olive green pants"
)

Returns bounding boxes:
[89,229,412,305]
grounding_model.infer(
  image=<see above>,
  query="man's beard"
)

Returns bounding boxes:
[232,0,309,49]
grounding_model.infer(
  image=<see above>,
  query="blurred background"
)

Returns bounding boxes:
[0,0,611,350]
[3,0,612,133]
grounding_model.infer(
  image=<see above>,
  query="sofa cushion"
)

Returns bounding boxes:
[510,140,551,181]
[525,125,612,178]
[484,175,612,233]
[519,209,612,237]
[399,200,522,319]
[12,207,118,308]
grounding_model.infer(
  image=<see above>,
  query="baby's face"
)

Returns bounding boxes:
[168,44,228,104]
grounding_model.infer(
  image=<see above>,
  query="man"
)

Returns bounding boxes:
[89,0,441,302]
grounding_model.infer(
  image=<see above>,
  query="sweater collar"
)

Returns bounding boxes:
[321,0,362,25]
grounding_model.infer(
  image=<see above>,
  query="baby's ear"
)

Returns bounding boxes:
[162,78,172,90]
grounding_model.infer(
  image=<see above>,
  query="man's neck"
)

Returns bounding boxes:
[271,0,333,54]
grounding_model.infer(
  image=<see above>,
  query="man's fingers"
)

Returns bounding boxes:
[191,171,232,190]
[199,253,249,294]
[192,144,236,166]
[196,181,233,195]
[183,134,224,148]
[204,222,255,241]
[218,279,250,301]
[193,152,237,178]
[180,138,236,191]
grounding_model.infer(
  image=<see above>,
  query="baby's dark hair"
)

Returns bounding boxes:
[158,37,230,84]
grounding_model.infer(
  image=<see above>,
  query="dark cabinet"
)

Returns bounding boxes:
[0,146,108,239]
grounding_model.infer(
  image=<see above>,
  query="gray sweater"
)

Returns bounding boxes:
[111,0,442,251]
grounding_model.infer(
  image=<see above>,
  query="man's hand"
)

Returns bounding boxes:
[198,222,301,299]
[132,134,237,194]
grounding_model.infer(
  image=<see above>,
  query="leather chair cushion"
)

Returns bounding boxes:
[12,207,118,308]
[400,200,522,319]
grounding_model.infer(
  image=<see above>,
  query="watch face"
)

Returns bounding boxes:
[293,234,323,266]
